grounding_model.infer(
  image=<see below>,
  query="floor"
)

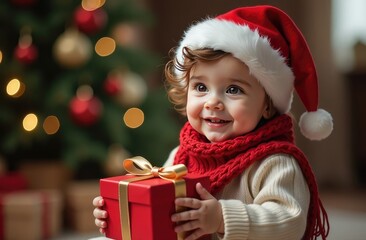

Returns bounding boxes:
[321,189,366,240]
[52,190,366,240]
[327,209,366,240]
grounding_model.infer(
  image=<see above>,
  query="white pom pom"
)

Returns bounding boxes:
[299,109,333,141]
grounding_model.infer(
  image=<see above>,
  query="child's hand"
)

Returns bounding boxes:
[171,183,224,240]
[92,196,108,234]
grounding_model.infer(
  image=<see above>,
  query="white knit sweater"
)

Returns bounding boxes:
[165,147,310,240]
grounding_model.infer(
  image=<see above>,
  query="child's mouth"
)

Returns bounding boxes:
[205,118,230,124]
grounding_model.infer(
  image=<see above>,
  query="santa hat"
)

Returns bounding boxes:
[175,5,333,140]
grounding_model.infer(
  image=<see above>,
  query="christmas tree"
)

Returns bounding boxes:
[0,0,180,177]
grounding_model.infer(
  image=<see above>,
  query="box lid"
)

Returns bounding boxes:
[100,174,209,206]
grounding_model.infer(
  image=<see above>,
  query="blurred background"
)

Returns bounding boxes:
[0,0,365,239]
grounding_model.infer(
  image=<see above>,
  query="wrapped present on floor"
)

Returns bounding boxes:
[0,172,28,194]
[0,189,63,240]
[19,160,71,191]
[100,156,211,240]
[65,180,100,233]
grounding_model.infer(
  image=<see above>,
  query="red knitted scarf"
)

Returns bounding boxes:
[173,114,329,240]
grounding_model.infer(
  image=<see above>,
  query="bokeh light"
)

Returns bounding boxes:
[123,108,144,128]
[76,85,93,100]
[95,37,116,57]
[81,0,106,11]
[6,78,26,98]
[0,50,3,63]
[43,115,60,135]
[23,113,38,131]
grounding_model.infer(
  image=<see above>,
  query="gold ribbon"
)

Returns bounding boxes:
[119,156,187,240]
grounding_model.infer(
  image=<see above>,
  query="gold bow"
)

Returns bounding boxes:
[119,156,187,240]
[123,156,187,180]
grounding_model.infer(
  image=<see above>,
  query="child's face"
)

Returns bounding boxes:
[186,55,268,142]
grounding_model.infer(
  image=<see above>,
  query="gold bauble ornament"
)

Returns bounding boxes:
[111,23,144,47]
[116,71,147,106]
[53,28,92,68]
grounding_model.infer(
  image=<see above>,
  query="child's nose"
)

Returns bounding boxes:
[204,96,224,110]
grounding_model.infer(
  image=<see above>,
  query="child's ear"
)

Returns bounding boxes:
[262,96,277,119]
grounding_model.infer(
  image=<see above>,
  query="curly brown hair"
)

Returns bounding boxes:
[164,47,230,115]
[164,47,277,120]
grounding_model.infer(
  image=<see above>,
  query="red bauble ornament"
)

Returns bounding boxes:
[14,44,38,64]
[69,96,103,126]
[74,7,107,34]
[103,75,122,96]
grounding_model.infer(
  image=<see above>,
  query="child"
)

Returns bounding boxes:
[93,5,333,240]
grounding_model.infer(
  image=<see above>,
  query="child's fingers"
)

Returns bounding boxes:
[175,197,202,209]
[95,218,107,228]
[93,196,104,207]
[93,208,108,219]
[174,219,200,233]
[196,182,214,200]
[184,228,206,240]
[171,208,200,222]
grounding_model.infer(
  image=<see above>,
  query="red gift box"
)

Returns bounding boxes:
[100,173,210,240]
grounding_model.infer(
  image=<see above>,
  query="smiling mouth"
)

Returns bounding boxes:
[205,118,230,124]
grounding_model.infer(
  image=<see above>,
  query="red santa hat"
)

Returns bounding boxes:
[175,5,333,140]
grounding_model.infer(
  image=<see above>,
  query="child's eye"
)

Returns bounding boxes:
[194,83,208,92]
[226,86,243,94]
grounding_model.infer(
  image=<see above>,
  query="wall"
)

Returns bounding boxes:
[291,0,354,188]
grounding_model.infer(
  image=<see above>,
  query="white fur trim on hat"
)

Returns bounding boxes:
[299,109,333,141]
[176,18,295,114]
